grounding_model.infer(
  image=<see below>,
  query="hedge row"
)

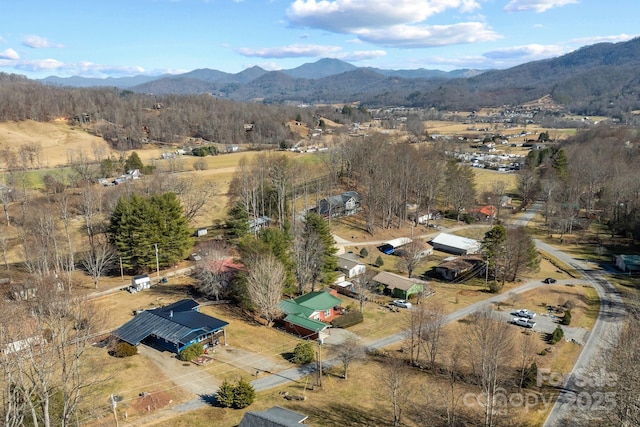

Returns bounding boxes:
[331,311,363,328]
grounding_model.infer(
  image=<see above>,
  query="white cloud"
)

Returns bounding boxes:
[355,22,501,48]
[16,58,66,71]
[22,35,63,49]
[286,0,480,33]
[237,44,343,58]
[504,0,578,13]
[0,48,19,60]
[482,43,566,61]
[570,34,637,45]
[337,50,387,61]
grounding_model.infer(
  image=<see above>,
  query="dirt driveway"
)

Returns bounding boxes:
[137,345,219,397]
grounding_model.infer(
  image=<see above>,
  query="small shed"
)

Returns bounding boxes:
[195,227,208,237]
[130,274,151,292]
[336,253,366,278]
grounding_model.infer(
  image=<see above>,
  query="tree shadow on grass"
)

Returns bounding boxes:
[304,402,388,426]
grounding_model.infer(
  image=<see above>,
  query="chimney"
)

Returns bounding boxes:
[169,310,173,318]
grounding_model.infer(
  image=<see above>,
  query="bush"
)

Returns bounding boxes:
[374,256,384,267]
[331,311,364,328]
[561,309,572,325]
[550,326,564,344]
[191,145,218,157]
[359,248,368,258]
[112,342,138,358]
[488,281,503,293]
[291,342,315,364]
[178,343,204,361]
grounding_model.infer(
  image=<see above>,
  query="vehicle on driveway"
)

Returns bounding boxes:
[514,309,536,319]
[512,317,536,328]
[543,277,557,284]
[392,299,412,309]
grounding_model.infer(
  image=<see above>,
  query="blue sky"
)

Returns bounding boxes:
[1,0,638,79]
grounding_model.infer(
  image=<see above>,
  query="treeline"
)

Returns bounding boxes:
[519,123,640,241]
[0,72,315,150]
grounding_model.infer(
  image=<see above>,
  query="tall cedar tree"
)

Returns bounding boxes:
[109,192,192,273]
[226,201,250,239]
[304,212,338,290]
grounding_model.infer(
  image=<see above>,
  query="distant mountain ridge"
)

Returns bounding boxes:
[38,37,640,116]
[40,58,484,90]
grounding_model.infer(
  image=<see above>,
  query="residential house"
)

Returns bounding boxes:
[279,290,342,340]
[474,205,497,221]
[113,299,229,354]
[430,233,481,255]
[239,406,308,427]
[249,216,271,234]
[371,271,430,300]
[615,255,640,273]
[316,191,361,217]
[435,255,484,281]
[336,253,366,278]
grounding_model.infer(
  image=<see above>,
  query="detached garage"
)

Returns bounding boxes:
[430,233,481,255]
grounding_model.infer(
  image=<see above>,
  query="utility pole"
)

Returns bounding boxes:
[317,339,323,388]
[154,243,160,278]
[119,257,124,285]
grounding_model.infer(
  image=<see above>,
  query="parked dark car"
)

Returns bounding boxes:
[543,277,557,284]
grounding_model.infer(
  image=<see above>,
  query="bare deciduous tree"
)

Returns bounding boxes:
[382,355,412,427]
[333,337,365,379]
[80,236,117,289]
[245,253,285,327]
[421,302,447,370]
[465,308,515,427]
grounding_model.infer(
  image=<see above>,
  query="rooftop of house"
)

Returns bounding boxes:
[114,299,228,346]
[372,271,427,291]
[239,406,308,427]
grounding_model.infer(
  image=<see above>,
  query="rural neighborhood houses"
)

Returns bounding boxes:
[113,299,229,354]
[279,289,342,340]
[430,232,481,255]
[371,271,430,300]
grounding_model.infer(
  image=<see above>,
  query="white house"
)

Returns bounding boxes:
[336,253,366,278]
[430,233,481,255]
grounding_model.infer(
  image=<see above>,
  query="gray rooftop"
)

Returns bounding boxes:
[239,406,308,427]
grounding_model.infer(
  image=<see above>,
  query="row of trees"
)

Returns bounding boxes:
[518,124,640,242]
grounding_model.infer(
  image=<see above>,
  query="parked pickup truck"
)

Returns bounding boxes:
[512,317,536,328]
[514,309,536,319]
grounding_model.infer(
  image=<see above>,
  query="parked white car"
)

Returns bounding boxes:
[392,300,412,309]
[512,317,536,328]
[514,309,536,319]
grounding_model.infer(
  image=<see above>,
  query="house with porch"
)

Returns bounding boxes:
[372,271,430,300]
[113,299,229,354]
[279,289,342,340]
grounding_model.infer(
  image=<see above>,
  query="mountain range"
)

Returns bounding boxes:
[40,37,640,115]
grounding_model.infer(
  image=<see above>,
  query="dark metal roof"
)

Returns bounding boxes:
[239,406,308,427]
[113,299,228,346]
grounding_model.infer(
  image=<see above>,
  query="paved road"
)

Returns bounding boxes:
[539,240,625,426]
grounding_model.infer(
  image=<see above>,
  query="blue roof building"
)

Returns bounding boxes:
[113,299,229,354]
